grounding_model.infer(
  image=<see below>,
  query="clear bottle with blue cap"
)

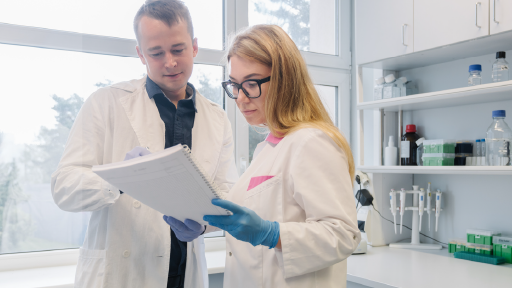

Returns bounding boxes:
[486,110,512,166]
[468,64,482,86]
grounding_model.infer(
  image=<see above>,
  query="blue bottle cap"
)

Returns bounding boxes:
[492,110,506,118]
[481,139,485,142]
[469,64,482,72]
[476,139,481,142]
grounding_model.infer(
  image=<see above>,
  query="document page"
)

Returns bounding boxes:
[93,146,229,224]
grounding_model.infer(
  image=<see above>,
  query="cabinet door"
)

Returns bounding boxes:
[355,0,413,64]
[415,0,489,52]
[490,0,512,34]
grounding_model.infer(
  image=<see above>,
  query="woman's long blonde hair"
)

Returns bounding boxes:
[227,25,355,182]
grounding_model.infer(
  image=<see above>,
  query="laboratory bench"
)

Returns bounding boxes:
[347,246,512,288]
[2,245,511,288]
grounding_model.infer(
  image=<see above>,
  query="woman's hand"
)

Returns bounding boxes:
[204,199,280,248]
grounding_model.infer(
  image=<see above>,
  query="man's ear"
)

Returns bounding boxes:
[136,45,147,65]
[192,38,199,58]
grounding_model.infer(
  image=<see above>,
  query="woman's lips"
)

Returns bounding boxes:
[242,109,256,116]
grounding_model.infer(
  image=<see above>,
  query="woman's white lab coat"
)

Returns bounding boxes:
[223,128,360,288]
[51,78,238,288]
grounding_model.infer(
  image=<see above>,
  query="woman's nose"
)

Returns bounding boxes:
[235,89,250,104]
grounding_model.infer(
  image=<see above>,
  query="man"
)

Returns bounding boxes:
[51,1,237,287]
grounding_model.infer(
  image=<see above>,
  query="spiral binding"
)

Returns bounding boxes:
[181,145,230,214]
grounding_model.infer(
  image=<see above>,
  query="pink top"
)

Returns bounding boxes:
[265,133,284,145]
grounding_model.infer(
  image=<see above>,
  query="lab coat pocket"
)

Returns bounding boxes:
[244,173,283,222]
[75,248,106,288]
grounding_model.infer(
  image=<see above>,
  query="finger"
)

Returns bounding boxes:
[139,147,151,156]
[184,219,204,232]
[203,215,233,225]
[211,199,245,214]
[163,216,188,232]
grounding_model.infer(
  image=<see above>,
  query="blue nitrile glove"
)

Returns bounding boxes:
[163,216,206,242]
[124,146,151,161]
[203,199,280,248]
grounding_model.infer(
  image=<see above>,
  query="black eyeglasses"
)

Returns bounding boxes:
[221,76,271,99]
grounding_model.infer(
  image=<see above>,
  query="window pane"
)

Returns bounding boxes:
[0,44,225,252]
[315,85,338,126]
[249,0,337,55]
[0,0,223,50]
[190,65,224,108]
[249,127,268,163]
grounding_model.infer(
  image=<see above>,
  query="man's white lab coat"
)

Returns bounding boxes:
[51,77,237,288]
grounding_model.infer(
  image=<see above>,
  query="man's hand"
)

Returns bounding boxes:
[124,146,151,161]
[163,216,205,242]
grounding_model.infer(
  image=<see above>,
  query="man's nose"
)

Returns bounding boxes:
[164,53,177,68]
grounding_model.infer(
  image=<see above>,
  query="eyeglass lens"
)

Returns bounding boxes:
[226,80,260,98]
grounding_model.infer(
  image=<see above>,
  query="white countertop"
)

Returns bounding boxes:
[3,246,511,288]
[347,246,512,288]
[0,250,227,288]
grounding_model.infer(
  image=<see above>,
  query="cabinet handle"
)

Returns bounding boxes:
[402,24,408,46]
[494,0,499,24]
[475,2,481,28]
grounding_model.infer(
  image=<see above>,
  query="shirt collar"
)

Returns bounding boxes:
[146,76,197,111]
[265,133,284,145]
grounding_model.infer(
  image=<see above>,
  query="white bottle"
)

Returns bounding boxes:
[394,77,408,97]
[492,51,509,82]
[384,136,398,166]
[373,77,385,100]
[383,74,396,99]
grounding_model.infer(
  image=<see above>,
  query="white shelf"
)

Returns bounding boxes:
[357,166,512,175]
[358,30,512,71]
[347,246,512,288]
[357,80,512,111]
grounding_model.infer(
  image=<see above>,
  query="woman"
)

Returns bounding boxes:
[202,25,361,288]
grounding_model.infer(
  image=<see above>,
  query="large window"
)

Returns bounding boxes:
[0,0,350,266]
[249,0,338,55]
[0,0,223,50]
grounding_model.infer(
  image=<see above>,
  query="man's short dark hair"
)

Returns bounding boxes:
[133,0,194,42]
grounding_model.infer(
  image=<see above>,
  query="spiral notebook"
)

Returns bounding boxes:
[92,144,229,225]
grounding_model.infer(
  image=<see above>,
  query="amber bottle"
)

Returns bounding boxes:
[401,124,420,166]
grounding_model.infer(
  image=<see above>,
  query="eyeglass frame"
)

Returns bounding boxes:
[221,76,271,99]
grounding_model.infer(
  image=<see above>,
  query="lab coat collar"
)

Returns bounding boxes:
[265,133,284,145]
[146,76,197,112]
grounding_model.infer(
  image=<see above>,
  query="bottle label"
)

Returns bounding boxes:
[401,141,410,158]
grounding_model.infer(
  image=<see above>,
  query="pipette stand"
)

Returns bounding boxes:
[389,185,442,250]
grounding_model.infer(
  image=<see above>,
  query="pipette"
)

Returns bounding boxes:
[435,189,442,232]
[390,189,397,234]
[419,188,425,232]
[400,188,406,234]
[426,182,432,231]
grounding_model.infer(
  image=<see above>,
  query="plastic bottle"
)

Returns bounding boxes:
[401,124,420,166]
[384,136,398,166]
[468,65,482,86]
[475,139,481,157]
[416,137,425,166]
[373,77,385,100]
[486,110,512,166]
[492,51,509,83]
[383,74,396,99]
[394,77,408,97]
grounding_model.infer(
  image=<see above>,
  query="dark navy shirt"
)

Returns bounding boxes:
[146,76,196,280]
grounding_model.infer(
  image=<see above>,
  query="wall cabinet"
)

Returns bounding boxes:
[355,0,413,64]
[356,0,512,64]
[414,0,489,52]
[490,0,512,34]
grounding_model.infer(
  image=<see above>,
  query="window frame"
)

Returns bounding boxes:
[0,0,351,269]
